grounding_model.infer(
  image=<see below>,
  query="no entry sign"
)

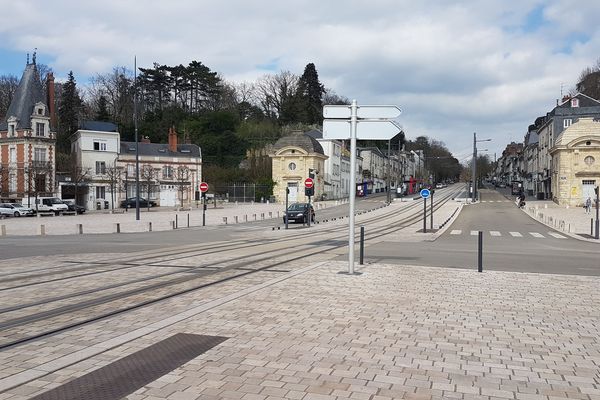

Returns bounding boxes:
[304,178,314,188]
[199,182,209,193]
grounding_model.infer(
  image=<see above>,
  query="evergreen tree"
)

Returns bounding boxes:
[58,71,83,153]
[297,63,325,124]
[96,95,111,121]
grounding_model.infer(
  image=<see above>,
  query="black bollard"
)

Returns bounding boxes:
[478,231,483,272]
[359,226,365,265]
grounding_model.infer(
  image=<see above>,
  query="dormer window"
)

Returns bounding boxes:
[36,122,45,137]
[571,98,579,108]
[37,108,43,115]
[9,124,15,137]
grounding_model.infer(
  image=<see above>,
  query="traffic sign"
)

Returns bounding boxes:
[304,178,314,189]
[420,188,430,199]
[323,119,402,140]
[323,105,402,119]
[199,182,209,193]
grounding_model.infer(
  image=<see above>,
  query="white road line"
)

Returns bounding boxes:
[548,232,566,239]
[509,232,523,237]
[450,230,462,235]
[529,232,545,238]
[490,231,501,236]
[470,230,478,236]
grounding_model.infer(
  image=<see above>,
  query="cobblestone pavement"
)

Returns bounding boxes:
[1,258,599,400]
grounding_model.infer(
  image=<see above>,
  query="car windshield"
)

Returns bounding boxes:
[13,203,24,207]
[49,198,63,204]
[287,204,307,211]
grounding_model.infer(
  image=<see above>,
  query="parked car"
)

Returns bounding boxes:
[435,183,443,189]
[120,197,157,208]
[0,203,35,217]
[62,200,86,214]
[22,197,69,215]
[283,203,315,224]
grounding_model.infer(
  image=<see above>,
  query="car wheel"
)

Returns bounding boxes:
[55,211,60,216]
[14,211,20,217]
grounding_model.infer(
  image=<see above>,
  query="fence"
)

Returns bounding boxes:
[213,183,273,203]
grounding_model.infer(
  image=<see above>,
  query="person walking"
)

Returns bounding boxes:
[585,197,592,214]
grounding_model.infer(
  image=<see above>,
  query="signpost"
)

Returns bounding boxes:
[323,101,402,274]
[199,182,208,226]
[305,178,314,227]
[420,188,430,233]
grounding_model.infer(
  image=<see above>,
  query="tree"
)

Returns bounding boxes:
[25,161,53,210]
[140,164,158,210]
[576,58,600,100]
[296,63,325,124]
[254,71,299,122]
[0,74,18,119]
[57,71,83,153]
[66,160,91,207]
[175,166,191,207]
[96,95,111,121]
[322,88,349,105]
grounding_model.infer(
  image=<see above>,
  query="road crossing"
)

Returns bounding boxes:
[449,229,566,239]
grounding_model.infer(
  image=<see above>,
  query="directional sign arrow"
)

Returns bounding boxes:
[323,119,402,140]
[323,105,402,119]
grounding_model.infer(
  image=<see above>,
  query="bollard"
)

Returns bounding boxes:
[359,226,365,265]
[235,216,239,223]
[77,224,83,235]
[269,212,272,218]
[261,213,264,220]
[592,218,594,236]
[40,224,45,236]
[148,222,153,232]
[175,214,178,229]
[478,231,483,272]
[171,221,176,229]
[223,217,228,225]
[277,211,280,218]
[244,215,248,222]
[1,225,5,236]
[187,213,190,228]
[115,223,121,233]
[253,214,257,221]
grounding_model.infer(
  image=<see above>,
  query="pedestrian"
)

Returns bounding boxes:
[585,197,592,214]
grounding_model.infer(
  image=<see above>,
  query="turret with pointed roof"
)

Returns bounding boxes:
[2,62,47,130]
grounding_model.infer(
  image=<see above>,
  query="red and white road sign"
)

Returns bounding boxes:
[199,182,209,193]
[304,178,314,189]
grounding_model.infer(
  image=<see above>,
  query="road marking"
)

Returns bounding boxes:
[470,230,478,236]
[509,232,523,237]
[529,232,545,238]
[490,231,501,236]
[548,232,566,239]
[450,230,462,235]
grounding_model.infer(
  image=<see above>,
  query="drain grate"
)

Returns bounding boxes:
[31,333,228,400]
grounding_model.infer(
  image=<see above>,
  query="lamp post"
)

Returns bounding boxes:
[472,133,492,202]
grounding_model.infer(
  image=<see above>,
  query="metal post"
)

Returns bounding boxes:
[285,187,289,230]
[175,214,178,229]
[472,132,477,202]
[187,213,190,228]
[387,139,391,204]
[596,186,599,239]
[307,195,311,227]
[202,193,206,226]
[591,218,594,236]
[359,226,365,265]
[348,99,358,274]
[478,231,483,272]
[134,56,140,221]
[430,190,434,230]
[423,198,427,233]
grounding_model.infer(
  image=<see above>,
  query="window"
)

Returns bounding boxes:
[127,164,135,176]
[37,108,43,115]
[9,173,16,193]
[571,98,579,108]
[163,165,173,179]
[96,186,106,199]
[9,124,15,137]
[9,148,16,163]
[288,162,296,171]
[36,122,45,137]
[584,156,595,166]
[563,119,572,128]
[93,142,106,151]
[95,161,106,174]
[34,148,47,162]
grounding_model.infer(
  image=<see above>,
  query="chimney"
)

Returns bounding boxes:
[141,136,150,144]
[46,72,56,129]
[168,126,177,152]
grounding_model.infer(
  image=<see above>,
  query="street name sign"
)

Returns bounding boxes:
[199,182,209,193]
[304,178,314,188]
[323,105,402,119]
[323,119,402,140]
[420,188,430,199]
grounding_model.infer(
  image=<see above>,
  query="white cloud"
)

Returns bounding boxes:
[1,0,599,157]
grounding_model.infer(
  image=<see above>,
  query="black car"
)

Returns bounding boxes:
[62,200,86,214]
[120,197,157,208]
[283,203,315,224]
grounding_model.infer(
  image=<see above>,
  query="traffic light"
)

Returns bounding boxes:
[595,186,599,196]
[305,187,314,197]
[309,168,315,179]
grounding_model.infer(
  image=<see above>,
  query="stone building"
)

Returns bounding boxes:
[0,57,57,202]
[550,117,600,206]
[270,131,328,203]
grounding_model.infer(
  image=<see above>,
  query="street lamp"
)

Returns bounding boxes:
[472,133,491,202]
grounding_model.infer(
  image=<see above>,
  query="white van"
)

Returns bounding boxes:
[26,197,69,215]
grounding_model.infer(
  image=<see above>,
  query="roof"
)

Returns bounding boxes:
[304,129,323,139]
[273,131,324,154]
[80,121,118,132]
[3,63,46,130]
[120,141,201,158]
[553,117,600,147]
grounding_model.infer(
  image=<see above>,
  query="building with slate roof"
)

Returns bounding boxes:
[0,57,57,201]
[270,130,328,203]
[550,117,600,206]
[70,122,202,209]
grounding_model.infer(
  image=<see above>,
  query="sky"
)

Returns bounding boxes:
[1,0,600,161]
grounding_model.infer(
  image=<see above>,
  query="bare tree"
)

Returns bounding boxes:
[254,71,299,119]
[88,67,135,126]
[140,164,158,210]
[0,74,19,119]
[25,161,53,211]
[104,163,123,211]
[0,163,8,198]
[175,166,191,207]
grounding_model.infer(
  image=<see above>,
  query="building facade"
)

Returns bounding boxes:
[550,117,600,206]
[0,60,56,203]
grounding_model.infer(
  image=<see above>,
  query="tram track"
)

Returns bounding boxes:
[0,188,462,350]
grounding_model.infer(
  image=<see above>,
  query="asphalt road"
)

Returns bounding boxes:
[364,188,600,275]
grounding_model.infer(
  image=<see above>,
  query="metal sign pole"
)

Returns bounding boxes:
[430,191,434,230]
[285,188,289,230]
[307,195,311,227]
[423,198,427,233]
[348,99,358,274]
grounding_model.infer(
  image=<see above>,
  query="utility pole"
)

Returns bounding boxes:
[134,56,140,221]
[387,139,391,204]
[472,132,477,202]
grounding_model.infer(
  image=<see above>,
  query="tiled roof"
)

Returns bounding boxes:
[120,141,201,158]
[80,121,118,132]
[273,131,324,154]
[554,117,600,147]
[4,63,46,130]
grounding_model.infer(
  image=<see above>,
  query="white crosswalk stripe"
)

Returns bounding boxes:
[450,230,462,235]
[490,231,501,236]
[509,232,523,237]
[529,232,545,238]
[548,232,566,239]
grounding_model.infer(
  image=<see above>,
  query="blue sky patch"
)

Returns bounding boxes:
[256,57,280,71]
[523,4,545,33]
[0,47,55,76]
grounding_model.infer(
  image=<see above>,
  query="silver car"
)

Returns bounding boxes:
[0,203,35,217]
